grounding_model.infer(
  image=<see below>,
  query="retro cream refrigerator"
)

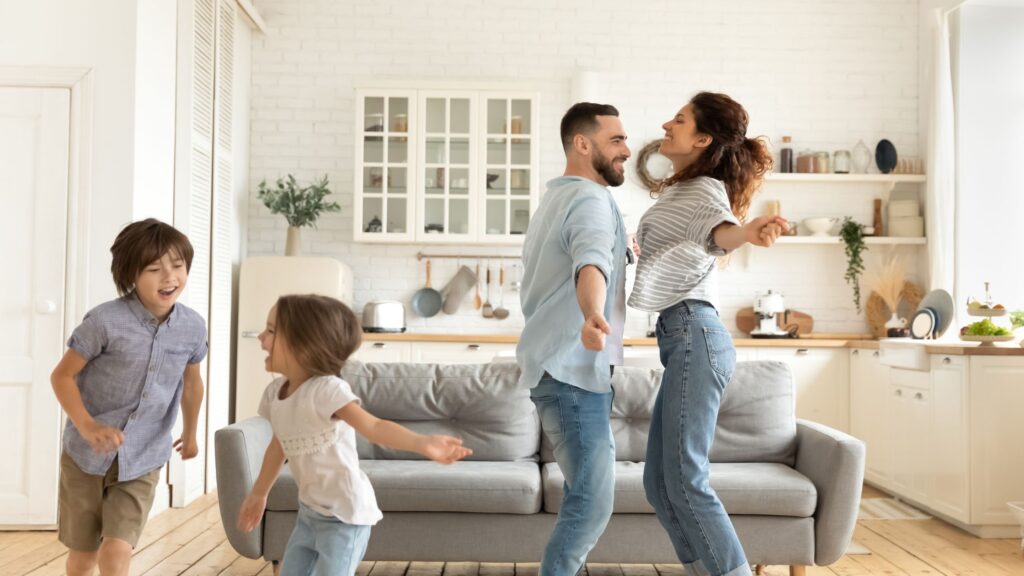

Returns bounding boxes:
[234,256,353,421]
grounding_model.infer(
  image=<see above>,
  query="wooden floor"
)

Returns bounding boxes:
[2,485,1022,576]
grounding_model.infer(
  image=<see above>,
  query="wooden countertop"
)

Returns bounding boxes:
[362,332,1024,355]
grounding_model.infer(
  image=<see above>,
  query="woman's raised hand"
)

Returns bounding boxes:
[744,215,789,248]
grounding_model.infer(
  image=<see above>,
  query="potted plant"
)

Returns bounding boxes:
[257,174,339,256]
[839,217,867,313]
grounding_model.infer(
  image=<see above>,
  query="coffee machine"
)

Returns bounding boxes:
[751,290,792,338]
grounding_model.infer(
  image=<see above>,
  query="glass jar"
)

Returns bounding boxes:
[795,150,816,173]
[833,150,851,174]
[814,151,831,174]
[852,139,871,174]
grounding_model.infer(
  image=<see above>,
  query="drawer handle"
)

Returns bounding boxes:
[467,344,481,351]
[915,392,923,400]
[372,342,387,349]
[852,349,860,356]
[872,350,879,357]
[943,357,951,365]
[796,349,809,355]
[895,389,903,397]
[242,331,260,338]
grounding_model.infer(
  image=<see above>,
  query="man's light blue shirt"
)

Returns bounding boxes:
[516,176,628,393]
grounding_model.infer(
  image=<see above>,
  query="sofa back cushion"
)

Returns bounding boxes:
[342,361,539,461]
[540,361,797,466]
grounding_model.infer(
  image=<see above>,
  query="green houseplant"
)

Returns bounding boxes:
[839,217,867,313]
[257,174,339,255]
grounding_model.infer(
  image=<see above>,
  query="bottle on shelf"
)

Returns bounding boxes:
[779,136,793,173]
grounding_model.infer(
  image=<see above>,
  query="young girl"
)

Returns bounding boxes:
[629,92,787,576]
[237,294,472,576]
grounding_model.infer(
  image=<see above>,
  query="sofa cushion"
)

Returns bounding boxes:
[268,461,542,515]
[342,362,539,462]
[541,362,798,466]
[542,461,817,517]
[363,460,542,514]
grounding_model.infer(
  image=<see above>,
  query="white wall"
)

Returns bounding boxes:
[0,0,142,308]
[246,0,927,335]
[955,4,1024,310]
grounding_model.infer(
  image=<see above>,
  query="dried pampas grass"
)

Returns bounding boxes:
[866,254,905,315]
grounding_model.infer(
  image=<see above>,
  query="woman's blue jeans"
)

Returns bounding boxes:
[644,300,751,576]
[531,376,615,576]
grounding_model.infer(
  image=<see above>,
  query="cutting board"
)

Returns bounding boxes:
[736,307,814,336]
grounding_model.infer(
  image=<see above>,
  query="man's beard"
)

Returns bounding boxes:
[593,147,625,187]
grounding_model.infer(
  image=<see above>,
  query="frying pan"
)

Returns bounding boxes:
[411,258,442,317]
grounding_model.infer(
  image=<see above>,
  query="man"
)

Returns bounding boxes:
[516,102,632,576]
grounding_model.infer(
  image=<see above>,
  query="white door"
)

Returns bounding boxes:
[0,87,71,526]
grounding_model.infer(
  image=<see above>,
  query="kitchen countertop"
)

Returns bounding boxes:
[362,332,1024,355]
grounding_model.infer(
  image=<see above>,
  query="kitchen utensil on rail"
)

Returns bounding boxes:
[493,264,510,319]
[441,264,478,315]
[482,262,494,318]
[473,261,482,310]
[410,258,443,317]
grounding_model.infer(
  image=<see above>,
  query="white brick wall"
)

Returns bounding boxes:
[247,0,925,336]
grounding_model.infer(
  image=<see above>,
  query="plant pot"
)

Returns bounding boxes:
[285,226,301,256]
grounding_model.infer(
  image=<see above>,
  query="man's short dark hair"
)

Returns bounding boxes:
[560,102,620,152]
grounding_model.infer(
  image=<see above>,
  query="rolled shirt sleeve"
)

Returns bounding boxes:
[562,192,616,283]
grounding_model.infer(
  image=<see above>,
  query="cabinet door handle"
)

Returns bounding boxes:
[467,344,481,351]
[372,342,387,349]
[242,331,260,338]
[895,389,903,397]
[872,351,879,357]
[943,357,951,365]
[852,349,860,356]
[915,392,923,400]
[796,349,809,356]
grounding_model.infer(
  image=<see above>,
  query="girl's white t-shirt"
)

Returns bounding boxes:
[258,374,383,525]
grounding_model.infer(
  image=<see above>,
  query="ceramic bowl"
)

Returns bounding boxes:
[803,217,836,237]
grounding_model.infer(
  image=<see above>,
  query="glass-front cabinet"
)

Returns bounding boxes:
[354,87,538,244]
[355,91,416,242]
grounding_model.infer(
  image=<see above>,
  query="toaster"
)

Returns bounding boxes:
[362,300,406,333]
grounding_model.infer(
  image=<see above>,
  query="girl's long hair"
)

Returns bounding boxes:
[659,92,773,222]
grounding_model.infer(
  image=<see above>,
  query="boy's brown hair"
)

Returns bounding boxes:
[110,219,195,296]
[274,295,362,376]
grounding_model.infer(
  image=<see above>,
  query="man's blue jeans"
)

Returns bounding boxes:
[644,300,751,576]
[530,376,615,576]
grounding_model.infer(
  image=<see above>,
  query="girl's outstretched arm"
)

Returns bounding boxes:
[336,403,472,464]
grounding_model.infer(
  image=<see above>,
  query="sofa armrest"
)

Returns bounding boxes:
[794,419,865,566]
[214,417,274,559]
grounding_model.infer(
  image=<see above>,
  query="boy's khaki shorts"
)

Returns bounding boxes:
[58,451,161,552]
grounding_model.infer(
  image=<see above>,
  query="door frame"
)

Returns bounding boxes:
[0,67,93,527]
[0,67,94,336]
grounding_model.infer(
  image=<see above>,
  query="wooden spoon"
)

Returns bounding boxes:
[473,261,482,310]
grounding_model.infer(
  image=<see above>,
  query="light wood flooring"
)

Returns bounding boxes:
[2,485,1022,576]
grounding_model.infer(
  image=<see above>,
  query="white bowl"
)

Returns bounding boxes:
[803,217,836,237]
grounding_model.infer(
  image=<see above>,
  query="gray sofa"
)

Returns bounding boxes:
[215,361,864,571]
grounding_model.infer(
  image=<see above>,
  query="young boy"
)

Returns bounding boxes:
[50,219,208,576]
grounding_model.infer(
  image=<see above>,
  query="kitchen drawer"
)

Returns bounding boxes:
[355,340,412,363]
[410,341,516,364]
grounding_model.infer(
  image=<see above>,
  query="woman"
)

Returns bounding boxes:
[628,92,787,576]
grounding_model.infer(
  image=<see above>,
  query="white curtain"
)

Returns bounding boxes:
[926,8,956,299]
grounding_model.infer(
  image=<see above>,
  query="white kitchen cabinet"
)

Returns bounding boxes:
[969,357,1024,528]
[928,354,969,523]
[410,341,516,364]
[757,347,849,432]
[354,87,539,245]
[889,368,931,505]
[353,91,417,242]
[850,348,893,487]
[354,340,412,363]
